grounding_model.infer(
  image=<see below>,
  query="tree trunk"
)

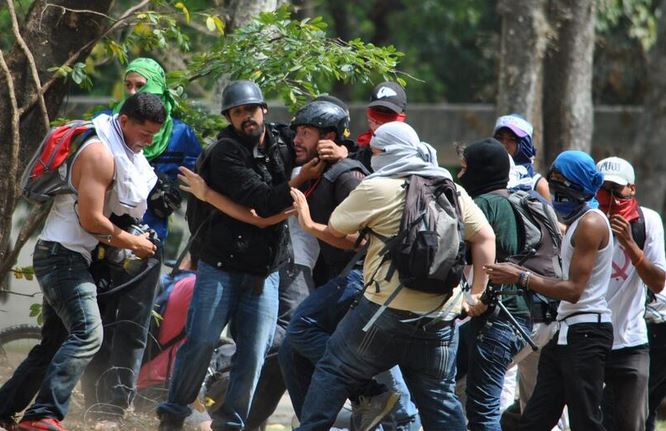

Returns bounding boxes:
[542,0,596,166]
[496,0,549,168]
[632,0,666,214]
[213,0,290,113]
[0,0,112,279]
[226,0,289,32]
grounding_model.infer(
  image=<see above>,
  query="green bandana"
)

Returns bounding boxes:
[113,57,174,160]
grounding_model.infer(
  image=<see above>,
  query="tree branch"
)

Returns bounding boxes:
[0,50,21,202]
[43,3,117,22]
[19,0,151,118]
[0,202,52,291]
[0,49,21,262]
[7,0,50,132]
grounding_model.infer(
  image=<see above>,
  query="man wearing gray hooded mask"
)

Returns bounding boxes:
[290,121,496,431]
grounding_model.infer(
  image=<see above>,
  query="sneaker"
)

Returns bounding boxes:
[0,418,19,431]
[350,390,400,431]
[157,412,185,431]
[17,418,67,431]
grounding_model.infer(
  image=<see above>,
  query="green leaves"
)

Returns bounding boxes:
[47,62,93,90]
[29,303,43,326]
[187,4,403,111]
[597,0,657,50]
[10,266,34,281]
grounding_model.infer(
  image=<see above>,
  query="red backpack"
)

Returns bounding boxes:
[20,120,97,203]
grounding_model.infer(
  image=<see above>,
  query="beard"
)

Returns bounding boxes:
[238,119,265,146]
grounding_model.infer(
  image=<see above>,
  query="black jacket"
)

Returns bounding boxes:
[200,124,295,276]
[307,158,368,278]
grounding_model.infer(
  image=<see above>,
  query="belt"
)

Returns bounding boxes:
[36,239,66,255]
[556,312,611,345]
[558,313,612,325]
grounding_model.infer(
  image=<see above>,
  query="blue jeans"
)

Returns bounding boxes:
[2,240,103,421]
[157,261,279,430]
[281,269,419,428]
[458,312,531,431]
[243,263,313,431]
[295,297,465,431]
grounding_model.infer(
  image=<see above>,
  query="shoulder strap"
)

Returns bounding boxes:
[323,158,370,183]
[632,206,646,251]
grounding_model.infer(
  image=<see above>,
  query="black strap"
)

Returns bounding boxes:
[97,256,160,297]
[632,206,647,251]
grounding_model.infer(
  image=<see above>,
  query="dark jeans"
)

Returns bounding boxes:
[295,297,464,431]
[0,301,68,420]
[601,344,649,431]
[242,263,313,431]
[646,322,666,431]
[458,312,532,431]
[0,241,103,421]
[81,252,162,418]
[519,322,613,431]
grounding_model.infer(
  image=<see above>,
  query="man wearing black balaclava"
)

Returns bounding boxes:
[456,138,533,431]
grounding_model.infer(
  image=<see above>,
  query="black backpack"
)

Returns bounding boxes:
[375,175,467,296]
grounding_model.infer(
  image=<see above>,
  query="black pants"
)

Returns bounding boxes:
[519,322,613,431]
[646,322,666,431]
[602,345,649,431]
[81,253,162,418]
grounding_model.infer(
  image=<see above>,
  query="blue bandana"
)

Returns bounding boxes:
[552,150,604,199]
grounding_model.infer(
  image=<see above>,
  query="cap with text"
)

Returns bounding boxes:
[596,156,635,186]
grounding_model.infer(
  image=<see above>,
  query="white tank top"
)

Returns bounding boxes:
[557,208,613,319]
[40,139,111,264]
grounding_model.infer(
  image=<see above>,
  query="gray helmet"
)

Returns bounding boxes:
[291,101,351,140]
[221,80,266,114]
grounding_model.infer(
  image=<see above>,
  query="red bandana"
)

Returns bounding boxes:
[356,108,407,147]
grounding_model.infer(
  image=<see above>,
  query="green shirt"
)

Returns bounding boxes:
[475,192,530,316]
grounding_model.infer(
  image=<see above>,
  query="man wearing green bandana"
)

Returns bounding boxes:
[81,57,202,429]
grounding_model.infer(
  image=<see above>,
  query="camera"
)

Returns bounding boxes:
[99,223,160,276]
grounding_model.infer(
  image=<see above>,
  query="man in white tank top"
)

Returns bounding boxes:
[486,150,613,431]
[595,157,666,431]
[0,93,163,431]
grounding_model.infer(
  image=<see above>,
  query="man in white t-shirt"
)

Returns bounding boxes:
[486,150,613,431]
[595,157,666,431]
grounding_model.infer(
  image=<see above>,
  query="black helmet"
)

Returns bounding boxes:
[221,80,266,114]
[291,101,351,140]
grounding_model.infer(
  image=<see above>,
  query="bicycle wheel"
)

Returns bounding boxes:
[0,324,41,370]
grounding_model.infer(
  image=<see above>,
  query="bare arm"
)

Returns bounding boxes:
[535,176,551,202]
[465,224,496,316]
[72,142,156,258]
[290,187,358,250]
[178,166,292,228]
[611,214,665,293]
[486,211,610,303]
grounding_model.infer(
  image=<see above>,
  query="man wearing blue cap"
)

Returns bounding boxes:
[485,150,613,431]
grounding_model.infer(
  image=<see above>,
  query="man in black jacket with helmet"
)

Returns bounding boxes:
[157,80,321,431]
